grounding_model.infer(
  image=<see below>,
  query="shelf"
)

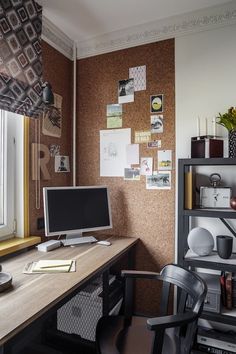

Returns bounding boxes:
[201,309,236,325]
[179,158,236,166]
[178,157,236,329]
[183,208,236,219]
[184,250,236,272]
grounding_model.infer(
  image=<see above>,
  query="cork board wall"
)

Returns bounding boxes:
[77,39,175,313]
[29,41,73,237]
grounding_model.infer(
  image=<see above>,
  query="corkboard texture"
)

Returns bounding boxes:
[29,41,73,237]
[77,39,175,314]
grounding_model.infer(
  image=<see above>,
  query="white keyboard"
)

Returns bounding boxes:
[62,236,97,246]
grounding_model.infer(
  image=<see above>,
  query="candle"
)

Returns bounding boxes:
[212,117,216,137]
[197,117,200,137]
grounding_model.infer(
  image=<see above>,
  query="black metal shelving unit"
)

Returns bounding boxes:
[178,157,236,324]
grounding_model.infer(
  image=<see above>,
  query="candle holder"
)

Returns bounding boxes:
[191,135,223,158]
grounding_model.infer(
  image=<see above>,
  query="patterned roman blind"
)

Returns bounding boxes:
[0,0,43,118]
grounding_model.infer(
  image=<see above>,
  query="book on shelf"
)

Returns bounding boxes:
[232,274,236,308]
[220,271,226,307]
[184,166,195,210]
[225,272,233,310]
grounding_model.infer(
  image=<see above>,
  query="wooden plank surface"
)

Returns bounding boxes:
[0,237,41,257]
[0,236,137,345]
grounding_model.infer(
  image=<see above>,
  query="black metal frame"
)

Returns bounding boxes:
[178,158,236,324]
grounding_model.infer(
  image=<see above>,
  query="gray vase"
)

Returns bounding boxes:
[229,130,236,158]
[216,235,233,259]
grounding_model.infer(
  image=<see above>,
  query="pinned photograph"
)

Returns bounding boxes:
[147,140,161,148]
[140,157,153,176]
[49,144,60,157]
[129,65,146,91]
[150,94,164,113]
[134,131,151,144]
[107,104,122,128]
[124,168,140,181]
[118,79,134,104]
[146,171,171,190]
[158,150,172,170]
[42,93,63,138]
[107,103,122,117]
[55,155,70,173]
[151,115,163,133]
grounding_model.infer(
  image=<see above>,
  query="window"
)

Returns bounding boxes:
[0,113,4,226]
[0,110,24,240]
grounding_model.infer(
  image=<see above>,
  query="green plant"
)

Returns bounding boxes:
[216,107,236,132]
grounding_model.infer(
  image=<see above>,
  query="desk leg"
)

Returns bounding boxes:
[102,270,109,316]
[0,344,11,354]
[127,247,136,270]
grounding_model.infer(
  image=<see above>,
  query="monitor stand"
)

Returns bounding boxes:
[66,232,83,240]
[62,232,97,246]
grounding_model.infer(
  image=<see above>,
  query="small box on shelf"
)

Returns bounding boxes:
[187,272,221,313]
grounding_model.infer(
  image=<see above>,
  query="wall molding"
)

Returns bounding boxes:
[42,16,74,60]
[41,1,236,60]
[76,1,236,59]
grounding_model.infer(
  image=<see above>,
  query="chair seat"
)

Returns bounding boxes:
[96,315,177,354]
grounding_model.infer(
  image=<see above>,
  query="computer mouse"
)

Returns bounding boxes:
[97,240,111,246]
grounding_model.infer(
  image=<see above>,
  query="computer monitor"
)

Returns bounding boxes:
[43,186,112,237]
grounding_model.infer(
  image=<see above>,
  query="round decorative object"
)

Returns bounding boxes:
[230,197,236,210]
[0,272,12,292]
[228,130,236,158]
[187,227,214,256]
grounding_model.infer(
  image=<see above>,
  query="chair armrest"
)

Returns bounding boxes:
[147,312,198,331]
[121,270,162,280]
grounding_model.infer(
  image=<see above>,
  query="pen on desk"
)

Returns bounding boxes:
[40,264,72,269]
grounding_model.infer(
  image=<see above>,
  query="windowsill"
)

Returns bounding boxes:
[0,236,41,257]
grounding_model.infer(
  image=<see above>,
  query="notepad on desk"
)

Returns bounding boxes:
[32,260,73,272]
[23,259,76,274]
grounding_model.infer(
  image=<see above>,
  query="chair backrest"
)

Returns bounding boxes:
[160,264,206,314]
[159,264,207,354]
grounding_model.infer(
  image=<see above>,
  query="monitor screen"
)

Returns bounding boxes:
[43,186,112,237]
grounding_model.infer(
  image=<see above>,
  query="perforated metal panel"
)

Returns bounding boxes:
[57,276,116,341]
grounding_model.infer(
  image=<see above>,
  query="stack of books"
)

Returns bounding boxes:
[195,326,236,354]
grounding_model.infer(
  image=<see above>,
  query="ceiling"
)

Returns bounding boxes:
[41,0,231,43]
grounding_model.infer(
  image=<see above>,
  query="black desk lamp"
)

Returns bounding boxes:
[42,82,54,105]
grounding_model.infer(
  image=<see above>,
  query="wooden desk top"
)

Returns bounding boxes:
[0,236,138,345]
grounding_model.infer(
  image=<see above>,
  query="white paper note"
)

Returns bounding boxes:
[126,144,139,165]
[100,128,131,177]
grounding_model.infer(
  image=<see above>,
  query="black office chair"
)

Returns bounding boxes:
[96,264,207,354]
